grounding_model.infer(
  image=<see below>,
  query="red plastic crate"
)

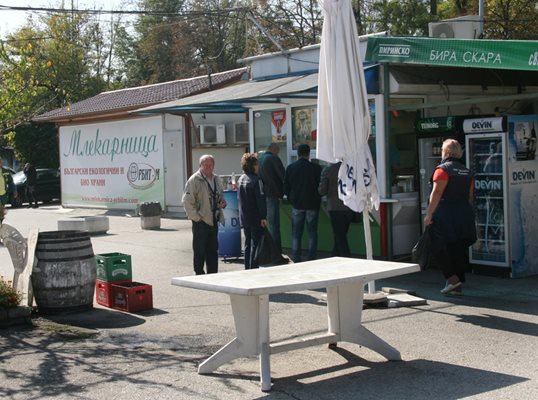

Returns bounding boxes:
[95,279,131,308]
[111,282,153,312]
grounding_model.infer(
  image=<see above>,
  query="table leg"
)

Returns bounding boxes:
[327,282,401,361]
[258,295,271,392]
[198,294,260,374]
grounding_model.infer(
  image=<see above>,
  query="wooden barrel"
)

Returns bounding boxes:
[32,230,97,314]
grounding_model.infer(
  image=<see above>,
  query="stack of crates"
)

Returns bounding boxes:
[95,252,153,312]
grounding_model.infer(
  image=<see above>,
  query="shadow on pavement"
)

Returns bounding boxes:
[0,327,209,400]
[259,346,528,399]
[37,307,150,330]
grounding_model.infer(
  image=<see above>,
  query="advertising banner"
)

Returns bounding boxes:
[507,115,538,277]
[270,110,287,143]
[60,117,164,209]
[218,190,241,258]
[292,106,317,150]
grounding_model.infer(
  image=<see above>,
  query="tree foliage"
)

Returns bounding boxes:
[484,0,538,39]
[366,0,434,36]
[6,123,59,168]
[0,10,114,164]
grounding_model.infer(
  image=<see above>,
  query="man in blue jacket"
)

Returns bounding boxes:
[284,144,322,263]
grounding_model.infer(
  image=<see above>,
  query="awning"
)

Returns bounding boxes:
[133,65,379,115]
[366,36,538,72]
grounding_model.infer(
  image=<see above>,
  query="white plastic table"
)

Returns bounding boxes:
[171,257,420,391]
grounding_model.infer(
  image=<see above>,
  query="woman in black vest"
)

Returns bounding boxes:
[424,139,477,295]
[237,153,267,269]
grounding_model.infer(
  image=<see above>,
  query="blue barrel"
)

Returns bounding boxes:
[218,190,242,258]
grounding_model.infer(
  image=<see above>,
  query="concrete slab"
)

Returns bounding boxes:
[58,215,109,234]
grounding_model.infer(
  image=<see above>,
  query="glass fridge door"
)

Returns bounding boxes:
[466,133,509,267]
[418,136,443,222]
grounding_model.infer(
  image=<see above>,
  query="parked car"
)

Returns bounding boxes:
[3,166,17,175]
[9,168,61,207]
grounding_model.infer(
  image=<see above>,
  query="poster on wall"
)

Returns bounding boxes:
[60,117,165,210]
[507,115,538,277]
[271,110,287,142]
[292,107,317,150]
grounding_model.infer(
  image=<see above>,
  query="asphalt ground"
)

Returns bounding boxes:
[1,204,537,399]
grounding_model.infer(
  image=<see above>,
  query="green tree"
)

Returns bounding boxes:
[485,0,538,39]
[0,10,116,163]
[366,0,434,36]
[245,0,322,53]
[6,123,59,168]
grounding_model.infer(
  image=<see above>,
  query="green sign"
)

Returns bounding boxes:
[366,37,538,72]
[416,116,456,133]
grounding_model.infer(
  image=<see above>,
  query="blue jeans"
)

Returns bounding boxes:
[266,197,282,254]
[291,208,319,263]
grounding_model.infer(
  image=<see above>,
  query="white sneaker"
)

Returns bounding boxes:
[440,281,462,294]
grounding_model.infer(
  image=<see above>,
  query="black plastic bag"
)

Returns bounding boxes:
[412,225,431,270]
[254,227,281,266]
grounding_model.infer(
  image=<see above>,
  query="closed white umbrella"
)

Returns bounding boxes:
[316,0,380,289]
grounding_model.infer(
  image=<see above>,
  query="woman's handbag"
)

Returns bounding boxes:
[412,225,432,270]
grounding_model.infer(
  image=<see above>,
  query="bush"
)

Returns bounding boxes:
[0,276,22,309]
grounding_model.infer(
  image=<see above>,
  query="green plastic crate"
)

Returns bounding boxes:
[95,252,132,282]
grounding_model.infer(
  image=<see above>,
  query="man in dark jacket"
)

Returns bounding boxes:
[319,161,356,257]
[284,144,322,263]
[258,143,286,258]
[23,163,38,208]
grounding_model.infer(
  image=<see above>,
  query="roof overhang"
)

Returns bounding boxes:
[133,65,380,115]
[133,74,319,115]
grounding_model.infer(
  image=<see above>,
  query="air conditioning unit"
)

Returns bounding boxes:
[199,124,225,145]
[233,122,249,144]
[428,15,481,39]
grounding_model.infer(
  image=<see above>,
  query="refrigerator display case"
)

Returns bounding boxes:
[416,116,464,224]
[465,132,508,267]
[464,115,538,277]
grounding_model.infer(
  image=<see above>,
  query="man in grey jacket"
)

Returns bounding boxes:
[182,155,227,275]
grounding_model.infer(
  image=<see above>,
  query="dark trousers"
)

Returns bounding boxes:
[329,210,354,257]
[243,225,263,270]
[192,221,218,275]
[266,197,282,254]
[26,185,37,205]
[438,241,469,283]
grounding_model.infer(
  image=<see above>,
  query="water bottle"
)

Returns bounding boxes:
[231,172,237,191]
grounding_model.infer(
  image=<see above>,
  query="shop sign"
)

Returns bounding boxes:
[416,116,455,133]
[463,117,504,134]
[60,117,164,209]
[366,37,538,71]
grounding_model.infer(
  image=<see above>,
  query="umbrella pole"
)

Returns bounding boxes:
[363,205,376,294]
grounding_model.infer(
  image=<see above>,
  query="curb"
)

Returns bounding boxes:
[0,306,33,328]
